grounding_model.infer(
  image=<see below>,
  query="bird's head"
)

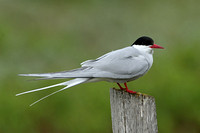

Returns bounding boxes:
[132,36,164,49]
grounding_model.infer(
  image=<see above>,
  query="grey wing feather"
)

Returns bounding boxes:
[81,52,111,66]
[19,46,149,79]
[81,46,150,79]
[19,67,95,78]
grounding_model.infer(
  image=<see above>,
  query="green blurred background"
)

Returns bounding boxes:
[0,0,200,133]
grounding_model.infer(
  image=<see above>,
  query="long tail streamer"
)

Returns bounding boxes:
[16,78,90,106]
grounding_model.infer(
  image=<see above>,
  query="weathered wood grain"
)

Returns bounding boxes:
[110,88,158,133]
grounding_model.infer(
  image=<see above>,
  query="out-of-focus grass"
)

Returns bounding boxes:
[0,0,200,133]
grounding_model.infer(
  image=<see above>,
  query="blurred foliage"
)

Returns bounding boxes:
[0,0,200,133]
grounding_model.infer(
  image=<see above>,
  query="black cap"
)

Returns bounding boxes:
[132,36,154,46]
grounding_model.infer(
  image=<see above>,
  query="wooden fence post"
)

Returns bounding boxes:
[110,88,158,133]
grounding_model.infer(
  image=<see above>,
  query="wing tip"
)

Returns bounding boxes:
[18,73,48,77]
[18,74,28,76]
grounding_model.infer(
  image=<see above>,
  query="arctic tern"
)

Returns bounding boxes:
[17,36,164,106]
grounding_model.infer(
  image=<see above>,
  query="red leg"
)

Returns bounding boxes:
[124,82,136,94]
[117,83,125,90]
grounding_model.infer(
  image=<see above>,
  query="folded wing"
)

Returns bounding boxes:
[19,46,149,79]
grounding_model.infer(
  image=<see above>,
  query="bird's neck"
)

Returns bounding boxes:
[133,45,154,67]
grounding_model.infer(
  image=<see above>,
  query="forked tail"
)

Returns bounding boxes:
[16,78,90,106]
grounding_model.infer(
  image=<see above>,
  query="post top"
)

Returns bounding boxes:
[111,88,155,99]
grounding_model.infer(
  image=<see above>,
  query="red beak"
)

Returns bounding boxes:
[150,44,164,49]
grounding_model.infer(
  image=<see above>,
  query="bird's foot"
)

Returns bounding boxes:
[126,89,137,94]
[116,82,137,94]
[124,82,137,94]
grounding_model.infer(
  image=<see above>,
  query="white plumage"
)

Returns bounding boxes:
[17,36,164,106]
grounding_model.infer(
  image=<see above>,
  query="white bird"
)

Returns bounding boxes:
[17,36,164,106]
